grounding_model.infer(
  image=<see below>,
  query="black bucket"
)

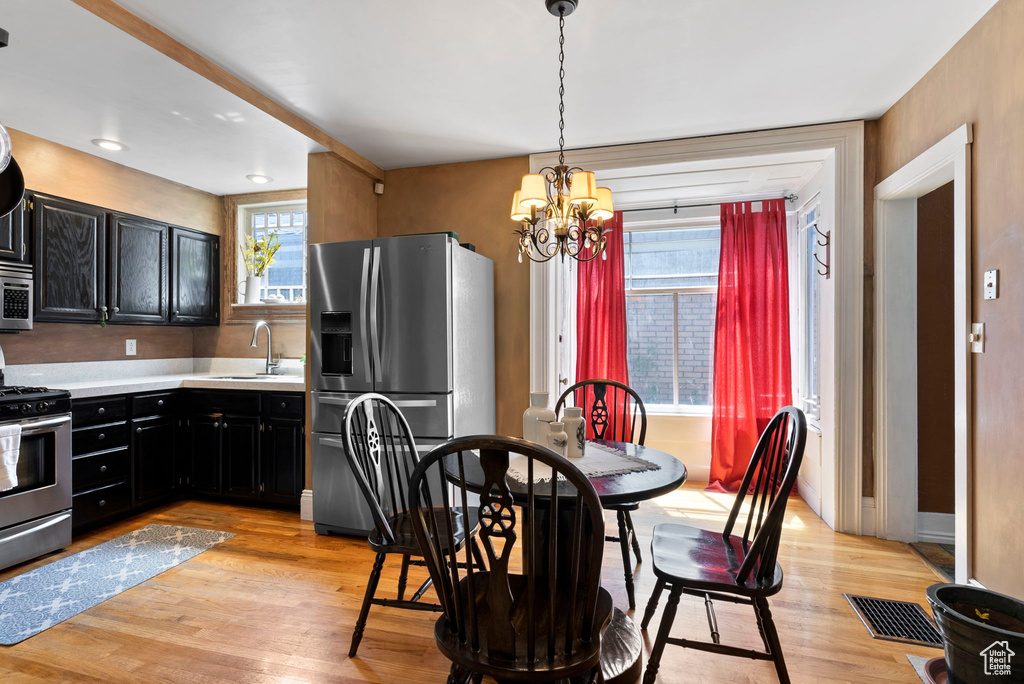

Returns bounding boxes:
[927,583,1024,683]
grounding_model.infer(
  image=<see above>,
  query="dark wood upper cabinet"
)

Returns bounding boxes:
[33,194,107,323]
[0,198,29,265]
[108,214,169,324]
[170,227,219,326]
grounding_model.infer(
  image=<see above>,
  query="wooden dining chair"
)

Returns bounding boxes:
[556,379,648,609]
[639,406,807,684]
[408,435,614,684]
[341,392,485,658]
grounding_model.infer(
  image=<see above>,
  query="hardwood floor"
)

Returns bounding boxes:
[0,484,945,683]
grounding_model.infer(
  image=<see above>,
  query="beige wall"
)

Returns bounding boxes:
[378,156,531,439]
[876,0,1024,593]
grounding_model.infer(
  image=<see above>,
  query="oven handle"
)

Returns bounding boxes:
[17,414,72,435]
[0,512,71,546]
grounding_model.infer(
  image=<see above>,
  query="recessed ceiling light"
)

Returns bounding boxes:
[247,174,273,184]
[91,138,126,151]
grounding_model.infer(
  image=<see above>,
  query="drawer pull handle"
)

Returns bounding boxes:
[98,433,105,440]
[98,407,105,415]
[100,465,107,472]
[98,499,107,507]
[281,402,286,408]
[157,399,165,407]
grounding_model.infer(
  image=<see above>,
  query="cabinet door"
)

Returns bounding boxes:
[170,227,219,325]
[175,416,193,491]
[191,414,222,494]
[0,197,28,264]
[222,413,260,499]
[109,214,169,324]
[262,417,304,504]
[133,415,176,503]
[33,195,107,322]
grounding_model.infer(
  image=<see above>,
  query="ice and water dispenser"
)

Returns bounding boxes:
[320,311,353,375]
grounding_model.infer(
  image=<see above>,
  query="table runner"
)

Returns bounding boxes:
[506,441,659,484]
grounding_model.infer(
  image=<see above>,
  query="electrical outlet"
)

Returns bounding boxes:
[126,339,137,356]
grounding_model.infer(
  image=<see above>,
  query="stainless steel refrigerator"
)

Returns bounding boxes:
[310,233,495,535]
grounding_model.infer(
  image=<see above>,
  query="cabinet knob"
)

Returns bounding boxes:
[213,421,220,427]
[157,399,165,406]
[222,422,228,430]
[113,306,119,313]
[98,407,105,415]
[99,465,107,473]
[281,402,286,408]
[136,427,142,433]
[173,310,179,317]
[98,499,107,507]
[98,433,105,440]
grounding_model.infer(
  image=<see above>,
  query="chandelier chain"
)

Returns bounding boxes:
[557,9,565,168]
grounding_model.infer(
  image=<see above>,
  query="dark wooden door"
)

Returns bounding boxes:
[133,415,177,503]
[0,197,28,264]
[109,213,169,324]
[262,417,303,504]
[170,227,218,325]
[33,195,107,322]
[222,413,260,499]
[191,414,222,494]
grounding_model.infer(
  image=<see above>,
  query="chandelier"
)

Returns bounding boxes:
[511,0,613,264]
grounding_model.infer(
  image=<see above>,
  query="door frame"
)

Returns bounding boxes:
[873,124,973,583]
[529,121,866,533]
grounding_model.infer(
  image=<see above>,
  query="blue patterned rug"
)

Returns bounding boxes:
[0,524,234,645]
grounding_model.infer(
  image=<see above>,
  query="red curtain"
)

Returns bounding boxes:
[709,199,792,492]
[576,211,630,431]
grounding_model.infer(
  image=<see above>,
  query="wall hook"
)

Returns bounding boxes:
[813,225,831,279]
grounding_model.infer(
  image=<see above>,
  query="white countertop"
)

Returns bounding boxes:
[5,357,306,398]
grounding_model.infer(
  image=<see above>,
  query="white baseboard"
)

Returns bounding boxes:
[686,465,710,483]
[861,497,876,537]
[300,489,313,521]
[797,476,822,517]
[917,512,955,545]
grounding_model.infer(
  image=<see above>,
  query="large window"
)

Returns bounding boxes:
[238,203,308,303]
[793,202,822,421]
[624,227,719,411]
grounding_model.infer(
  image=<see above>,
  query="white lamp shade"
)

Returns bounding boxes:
[519,174,549,209]
[592,187,614,220]
[568,171,598,207]
[510,191,532,221]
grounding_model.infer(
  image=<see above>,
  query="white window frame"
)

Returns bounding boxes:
[237,201,309,304]
[792,196,823,427]
[623,223,719,416]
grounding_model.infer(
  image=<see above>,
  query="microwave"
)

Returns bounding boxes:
[0,263,31,331]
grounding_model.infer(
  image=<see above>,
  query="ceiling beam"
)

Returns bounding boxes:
[73,0,385,182]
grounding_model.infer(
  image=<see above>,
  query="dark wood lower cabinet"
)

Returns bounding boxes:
[71,389,304,534]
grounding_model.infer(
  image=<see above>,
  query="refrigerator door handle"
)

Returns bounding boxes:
[359,247,372,380]
[319,436,346,449]
[369,245,383,383]
[317,395,352,406]
[391,399,437,408]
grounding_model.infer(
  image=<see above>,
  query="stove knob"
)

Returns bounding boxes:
[36,402,46,412]
[19,403,30,414]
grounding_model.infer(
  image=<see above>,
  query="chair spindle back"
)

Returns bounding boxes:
[555,379,648,445]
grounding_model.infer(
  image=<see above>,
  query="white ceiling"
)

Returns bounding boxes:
[0,0,998,195]
[113,0,996,171]
[0,0,319,195]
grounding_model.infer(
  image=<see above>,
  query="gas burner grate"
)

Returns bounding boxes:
[844,594,943,648]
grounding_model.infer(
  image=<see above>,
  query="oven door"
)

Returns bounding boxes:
[0,413,72,530]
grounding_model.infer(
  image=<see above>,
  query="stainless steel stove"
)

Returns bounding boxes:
[0,384,73,572]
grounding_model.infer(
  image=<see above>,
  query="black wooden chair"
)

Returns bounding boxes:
[639,406,807,684]
[341,392,485,658]
[556,379,648,609]
[408,435,616,684]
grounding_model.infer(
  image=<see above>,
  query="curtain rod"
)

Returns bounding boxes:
[621,193,799,214]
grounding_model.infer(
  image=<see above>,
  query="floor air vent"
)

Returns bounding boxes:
[844,594,943,647]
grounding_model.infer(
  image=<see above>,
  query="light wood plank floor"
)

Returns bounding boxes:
[0,484,944,683]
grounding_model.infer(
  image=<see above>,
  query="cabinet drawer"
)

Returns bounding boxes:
[72,396,127,428]
[190,390,261,415]
[266,393,304,420]
[73,447,130,492]
[133,391,178,417]
[73,422,128,455]
[72,480,131,528]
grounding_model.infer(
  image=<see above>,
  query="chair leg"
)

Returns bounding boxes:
[625,510,643,564]
[617,510,636,609]
[641,579,666,630]
[349,552,385,658]
[754,597,790,684]
[470,535,486,571]
[447,662,473,684]
[643,584,682,684]
[397,554,410,601]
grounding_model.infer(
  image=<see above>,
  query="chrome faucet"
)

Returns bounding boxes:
[250,320,280,375]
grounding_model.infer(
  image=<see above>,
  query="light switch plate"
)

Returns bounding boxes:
[984,269,998,300]
[126,339,137,356]
[970,323,984,353]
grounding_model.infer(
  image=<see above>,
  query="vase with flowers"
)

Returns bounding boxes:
[240,230,282,303]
